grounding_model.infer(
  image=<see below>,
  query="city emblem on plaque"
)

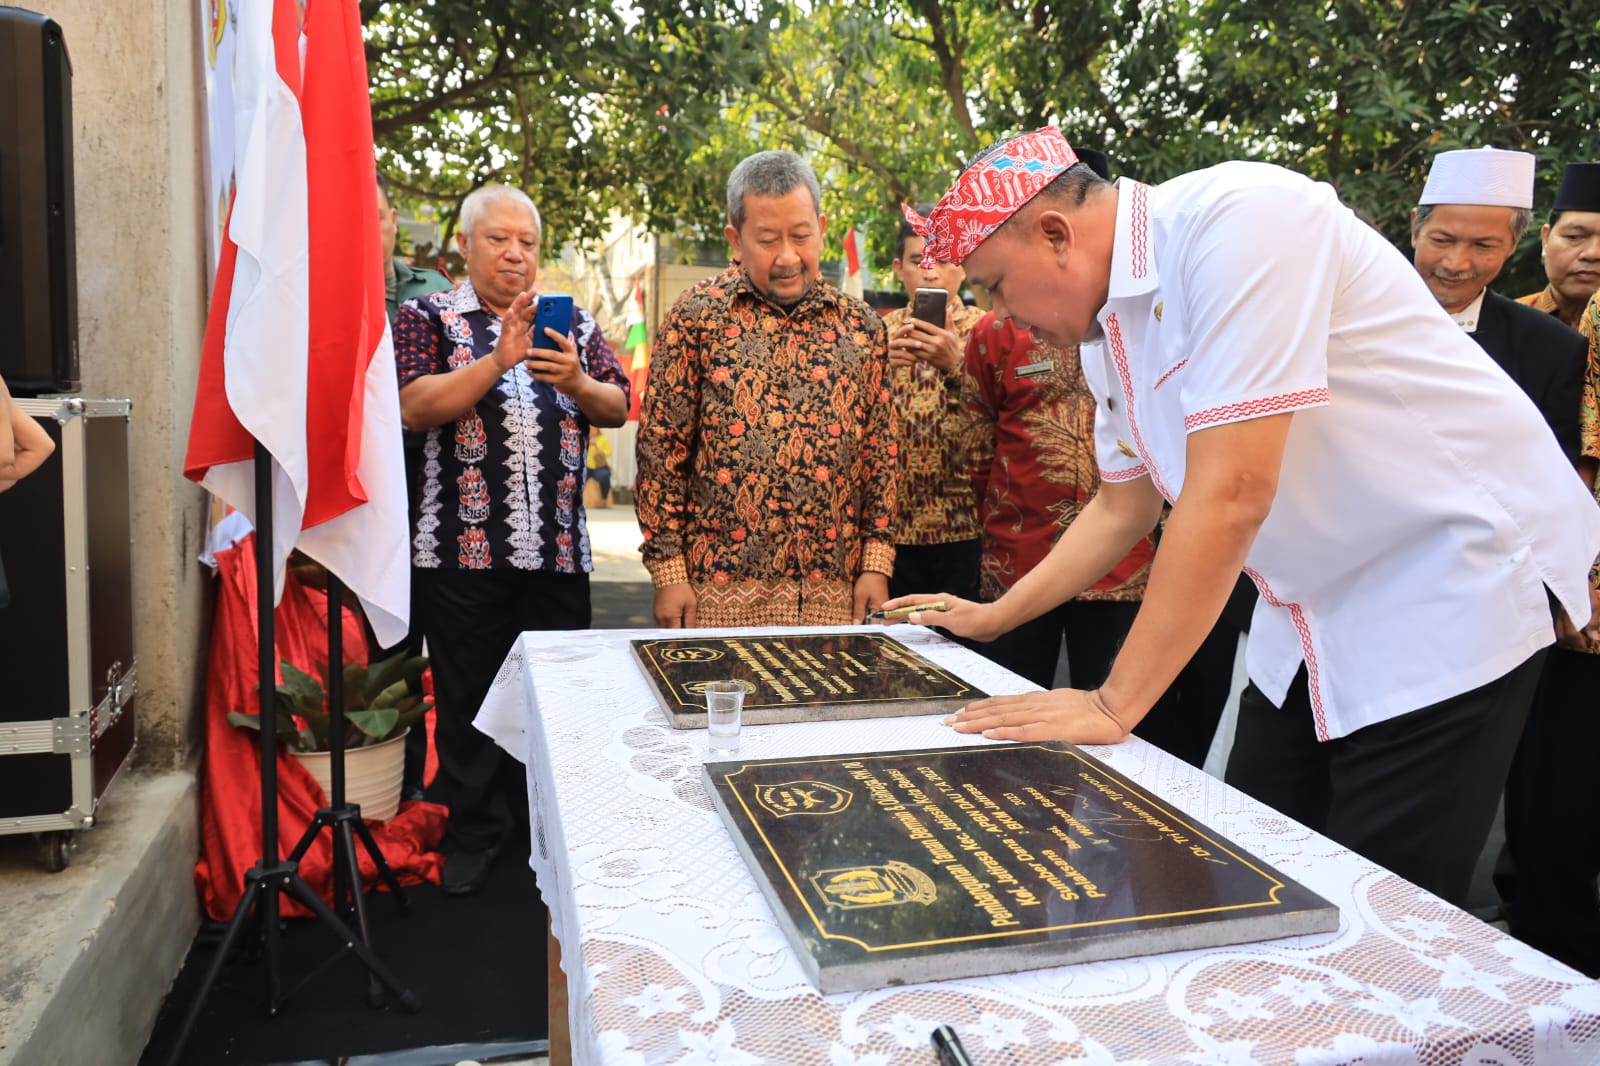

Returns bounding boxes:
[756,781,853,818]
[660,646,725,664]
[811,861,937,909]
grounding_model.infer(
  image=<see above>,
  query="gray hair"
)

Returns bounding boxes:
[460,183,542,239]
[726,151,821,230]
[1413,202,1533,246]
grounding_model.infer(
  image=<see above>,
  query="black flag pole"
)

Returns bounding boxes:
[161,443,419,1066]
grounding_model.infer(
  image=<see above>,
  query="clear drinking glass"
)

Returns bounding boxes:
[704,681,745,757]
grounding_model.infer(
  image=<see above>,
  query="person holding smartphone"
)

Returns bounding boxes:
[881,206,985,608]
[393,183,629,895]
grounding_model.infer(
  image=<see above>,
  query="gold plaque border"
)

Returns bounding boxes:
[636,634,982,712]
[719,744,1296,953]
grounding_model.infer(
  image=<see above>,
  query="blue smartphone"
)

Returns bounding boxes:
[531,293,573,348]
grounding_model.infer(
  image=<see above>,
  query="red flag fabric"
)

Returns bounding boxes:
[842,226,864,298]
[194,534,444,921]
[293,0,409,646]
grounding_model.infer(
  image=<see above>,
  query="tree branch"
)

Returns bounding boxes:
[750,82,913,203]
[911,0,979,145]
[371,50,515,136]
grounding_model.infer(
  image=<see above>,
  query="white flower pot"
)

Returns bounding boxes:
[290,729,408,823]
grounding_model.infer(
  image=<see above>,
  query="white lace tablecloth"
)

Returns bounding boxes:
[475,625,1600,1065]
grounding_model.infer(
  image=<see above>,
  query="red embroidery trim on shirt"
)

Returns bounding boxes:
[1153,358,1188,391]
[1100,465,1148,483]
[1104,313,1176,503]
[1243,565,1330,742]
[1183,388,1331,432]
[1130,182,1150,280]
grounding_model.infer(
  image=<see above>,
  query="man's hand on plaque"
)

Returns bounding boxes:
[945,688,1130,745]
[852,572,890,624]
[875,594,1000,641]
[653,582,698,628]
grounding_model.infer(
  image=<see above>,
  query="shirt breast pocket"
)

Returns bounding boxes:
[1148,303,1189,392]
[1152,353,1191,392]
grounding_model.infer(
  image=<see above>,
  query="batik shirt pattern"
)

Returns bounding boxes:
[881,303,985,546]
[1527,287,1600,652]
[960,315,1154,603]
[393,281,628,573]
[635,267,897,627]
[1517,285,1562,319]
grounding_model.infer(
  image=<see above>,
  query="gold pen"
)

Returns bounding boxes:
[868,600,949,622]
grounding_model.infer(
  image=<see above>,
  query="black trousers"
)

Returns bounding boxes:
[888,539,981,604]
[981,599,1137,693]
[980,599,1232,768]
[890,539,982,650]
[1500,647,1600,976]
[418,567,591,853]
[1226,651,1547,907]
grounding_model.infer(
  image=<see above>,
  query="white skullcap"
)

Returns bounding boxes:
[1418,147,1535,208]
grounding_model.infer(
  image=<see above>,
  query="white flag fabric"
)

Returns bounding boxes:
[185,0,409,647]
[186,0,310,610]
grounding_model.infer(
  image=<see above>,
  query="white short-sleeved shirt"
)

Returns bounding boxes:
[1080,163,1600,740]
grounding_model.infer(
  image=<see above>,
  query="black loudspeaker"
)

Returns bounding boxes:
[0,9,78,396]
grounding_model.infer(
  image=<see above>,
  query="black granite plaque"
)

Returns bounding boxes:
[703,743,1339,992]
[631,633,986,728]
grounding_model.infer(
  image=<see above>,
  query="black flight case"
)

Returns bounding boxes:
[0,397,135,870]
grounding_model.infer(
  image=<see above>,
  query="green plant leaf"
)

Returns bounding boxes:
[371,679,412,710]
[347,707,401,743]
[277,660,326,715]
[228,709,306,747]
[363,652,430,707]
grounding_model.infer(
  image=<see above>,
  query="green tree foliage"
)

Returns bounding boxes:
[365,0,1599,291]
[363,0,776,246]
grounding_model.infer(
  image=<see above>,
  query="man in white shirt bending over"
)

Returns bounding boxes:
[888,127,1600,907]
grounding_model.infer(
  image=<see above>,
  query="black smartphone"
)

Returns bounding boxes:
[531,293,574,347]
[912,287,948,327]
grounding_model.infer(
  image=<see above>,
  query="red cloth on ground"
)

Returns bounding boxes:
[194,533,445,921]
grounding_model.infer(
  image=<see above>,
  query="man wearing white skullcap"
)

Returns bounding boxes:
[1411,146,1586,464]
[883,128,1600,908]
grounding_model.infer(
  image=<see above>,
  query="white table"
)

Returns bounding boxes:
[475,625,1600,1065]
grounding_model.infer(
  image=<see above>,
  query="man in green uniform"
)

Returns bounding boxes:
[380,174,452,320]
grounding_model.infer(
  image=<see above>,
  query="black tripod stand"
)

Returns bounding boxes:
[162,445,420,1066]
[285,568,415,1006]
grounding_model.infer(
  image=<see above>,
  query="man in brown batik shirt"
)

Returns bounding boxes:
[635,150,897,627]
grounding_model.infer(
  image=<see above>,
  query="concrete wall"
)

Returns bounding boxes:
[2,0,212,768]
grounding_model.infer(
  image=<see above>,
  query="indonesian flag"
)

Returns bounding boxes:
[623,279,650,421]
[183,0,409,648]
[842,226,865,299]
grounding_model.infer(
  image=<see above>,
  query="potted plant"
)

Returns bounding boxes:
[228,651,433,821]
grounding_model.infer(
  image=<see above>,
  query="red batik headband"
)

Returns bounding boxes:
[903,127,1079,267]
